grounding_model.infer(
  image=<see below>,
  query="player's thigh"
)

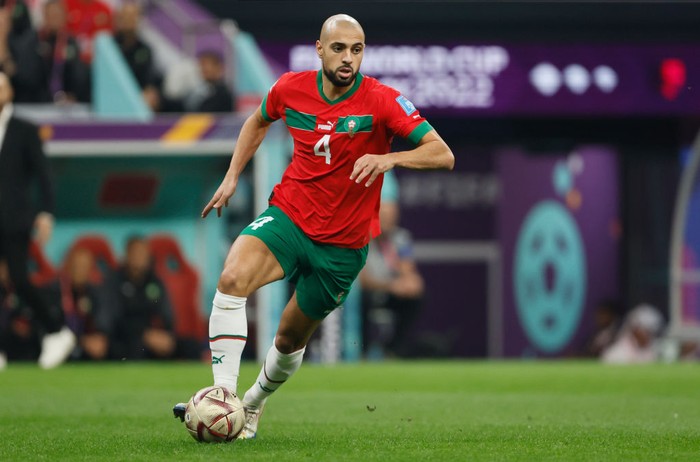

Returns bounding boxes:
[220,206,306,295]
[219,235,284,295]
[295,244,368,319]
[275,291,322,353]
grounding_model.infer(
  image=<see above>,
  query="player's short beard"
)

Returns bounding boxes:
[323,65,356,87]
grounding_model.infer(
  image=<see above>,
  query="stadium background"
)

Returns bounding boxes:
[19,0,700,361]
[4,2,700,460]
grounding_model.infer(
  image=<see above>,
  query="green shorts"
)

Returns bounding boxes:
[240,206,368,320]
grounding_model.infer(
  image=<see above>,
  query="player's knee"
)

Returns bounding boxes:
[274,333,305,354]
[218,264,253,297]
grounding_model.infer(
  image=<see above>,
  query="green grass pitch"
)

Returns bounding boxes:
[1,361,699,461]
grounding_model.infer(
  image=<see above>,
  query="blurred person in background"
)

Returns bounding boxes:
[37,0,90,103]
[51,247,111,360]
[582,299,621,358]
[602,304,664,364]
[0,72,75,370]
[113,0,160,110]
[106,235,175,360]
[64,0,113,62]
[181,49,234,113]
[360,171,424,358]
[0,259,41,365]
[0,0,44,102]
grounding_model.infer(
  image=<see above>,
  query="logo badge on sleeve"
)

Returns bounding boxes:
[396,95,417,115]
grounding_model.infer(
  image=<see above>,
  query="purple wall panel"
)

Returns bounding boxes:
[411,263,488,357]
[498,146,620,357]
[396,147,497,241]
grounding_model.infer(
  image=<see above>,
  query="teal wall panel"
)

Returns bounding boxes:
[46,155,237,315]
[93,33,152,121]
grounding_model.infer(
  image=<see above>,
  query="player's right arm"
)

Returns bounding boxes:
[202,105,273,218]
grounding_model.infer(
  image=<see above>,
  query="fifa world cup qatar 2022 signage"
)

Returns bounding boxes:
[260,42,700,116]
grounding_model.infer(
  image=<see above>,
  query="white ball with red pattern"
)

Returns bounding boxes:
[184,385,245,443]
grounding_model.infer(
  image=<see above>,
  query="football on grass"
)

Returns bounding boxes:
[184,386,245,442]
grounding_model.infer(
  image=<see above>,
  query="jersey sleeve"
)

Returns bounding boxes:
[260,72,293,122]
[381,88,434,144]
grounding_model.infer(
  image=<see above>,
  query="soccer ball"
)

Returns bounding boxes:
[184,386,245,442]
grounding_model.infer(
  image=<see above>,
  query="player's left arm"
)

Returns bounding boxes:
[350,129,454,187]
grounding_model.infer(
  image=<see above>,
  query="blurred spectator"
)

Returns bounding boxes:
[6,0,32,33]
[659,337,700,362]
[50,247,111,360]
[602,304,664,364]
[113,0,160,110]
[582,299,621,357]
[64,0,113,62]
[106,236,175,360]
[0,71,76,369]
[0,259,41,365]
[180,49,234,113]
[677,340,700,361]
[37,0,90,103]
[0,0,44,102]
[359,172,424,358]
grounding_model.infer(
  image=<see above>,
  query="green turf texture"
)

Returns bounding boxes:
[1,361,699,461]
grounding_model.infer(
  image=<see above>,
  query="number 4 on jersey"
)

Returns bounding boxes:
[250,216,274,230]
[314,134,331,165]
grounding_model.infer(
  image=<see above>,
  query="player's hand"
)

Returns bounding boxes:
[202,177,237,218]
[350,154,394,187]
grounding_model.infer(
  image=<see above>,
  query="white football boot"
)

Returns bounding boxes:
[238,403,264,439]
[38,326,76,369]
[0,351,7,371]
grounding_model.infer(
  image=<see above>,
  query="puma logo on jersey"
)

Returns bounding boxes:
[317,120,336,131]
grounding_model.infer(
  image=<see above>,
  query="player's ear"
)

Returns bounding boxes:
[316,40,323,58]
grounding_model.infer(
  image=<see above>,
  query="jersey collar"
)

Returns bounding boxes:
[316,70,364,105]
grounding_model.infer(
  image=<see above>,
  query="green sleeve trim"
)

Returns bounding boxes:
[407,121,433,144]
[261,94,276,122]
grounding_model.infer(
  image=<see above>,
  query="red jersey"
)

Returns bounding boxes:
[65,0,114,62]
[262,70,432,249]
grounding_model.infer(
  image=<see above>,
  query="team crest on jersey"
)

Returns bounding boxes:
[396,95,416,115]
[344,116,360,138]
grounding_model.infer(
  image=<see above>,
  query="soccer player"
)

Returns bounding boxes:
[174,14,454,438]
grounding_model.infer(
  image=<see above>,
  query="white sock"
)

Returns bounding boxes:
[242,344,305,408]
[209,290,248,394]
